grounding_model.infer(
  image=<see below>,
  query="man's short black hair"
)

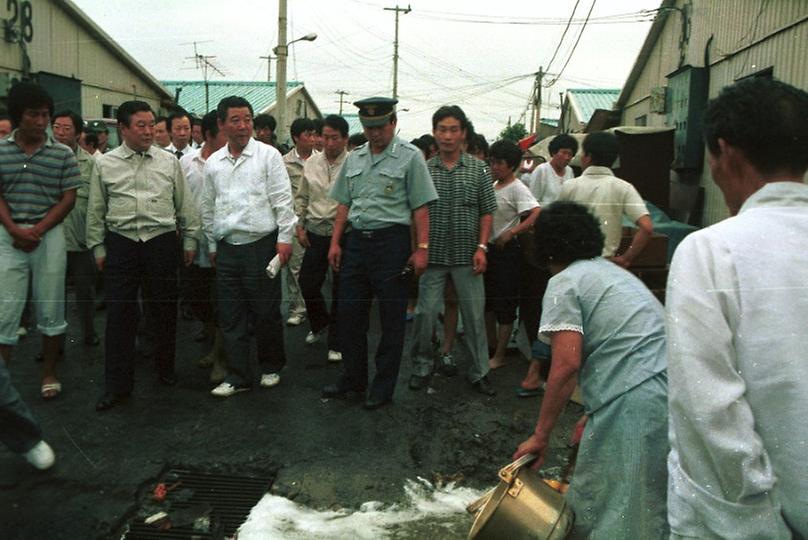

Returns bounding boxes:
[704,77,808,176]
[167,108,192,131]
[432,105,468,131]
[469,133,489,159]
[323,114,349,138]
[410,137,430,156]
[116,101,154,127]
[155,115,168,126]
[549,134,579,156]
[312,117,324,135]
[201,110,219,140]
[348,133,367,147]
[582,132,619,167]
[52,110,83,134]
[489,139,522,171]
[191,114,202,126]
[290,117,316,141]
[84,132,99,149]
[8,81,54,126]
[254,113,277,131]
[533,201,604,266]
[216,96,254,123]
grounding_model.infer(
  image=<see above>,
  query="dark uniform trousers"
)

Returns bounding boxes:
[337,225,411,401]
[104,231,178,394]
[298,231,341,352]
[216,231,285,386]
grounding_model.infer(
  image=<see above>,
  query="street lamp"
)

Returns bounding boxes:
[274,20,317,145]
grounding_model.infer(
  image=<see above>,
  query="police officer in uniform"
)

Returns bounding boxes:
[323,97,437,410]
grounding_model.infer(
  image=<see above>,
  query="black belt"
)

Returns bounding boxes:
[351,224,408,239]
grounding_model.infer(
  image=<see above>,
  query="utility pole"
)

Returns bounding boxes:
[276,0,289,142]
[259,54,276,82]
[531,66,543,134]
[335,90,349,114]
[384,4,410,100]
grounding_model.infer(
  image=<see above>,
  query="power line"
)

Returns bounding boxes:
[544,0,580,73]
[545,0,597,87]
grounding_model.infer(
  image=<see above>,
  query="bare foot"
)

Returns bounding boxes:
[488,356,507,370]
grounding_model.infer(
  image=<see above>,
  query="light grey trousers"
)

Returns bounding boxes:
[408,265,489,383]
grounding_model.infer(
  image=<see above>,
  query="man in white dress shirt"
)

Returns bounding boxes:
[200,96,297,398]
[666,77,808,538]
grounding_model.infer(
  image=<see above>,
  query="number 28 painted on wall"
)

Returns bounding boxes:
[7,0,33,43]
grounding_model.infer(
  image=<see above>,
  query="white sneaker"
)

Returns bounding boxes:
[25,440,55,470]
[286,314,304,326]
[327,350,342,362]
[211,382,250,397]
[305,330,321,345]
[260,373,281,388]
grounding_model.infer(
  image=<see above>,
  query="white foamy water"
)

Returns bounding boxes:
[237,477,486,539]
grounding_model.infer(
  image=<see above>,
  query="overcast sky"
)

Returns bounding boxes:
[73,0,660,140]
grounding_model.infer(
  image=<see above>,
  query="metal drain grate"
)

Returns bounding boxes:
[123,468,272,539]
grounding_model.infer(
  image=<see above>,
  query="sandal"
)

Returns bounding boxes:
[41,381,62,400]
[515,383,546,398]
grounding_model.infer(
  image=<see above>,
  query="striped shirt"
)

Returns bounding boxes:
[426,152,497,266]
[0,132,81,223]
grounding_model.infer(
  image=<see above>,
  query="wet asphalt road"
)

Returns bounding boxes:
[0,286,581,540]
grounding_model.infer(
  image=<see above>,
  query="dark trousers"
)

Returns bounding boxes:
[337,225,411,401]
[298,231,340,351]
[519,256,551,346]
[66,250,96,339]
[186,264,215,325]
[484,240,522,324]
[104,232,178,394]
[216,232,285,386]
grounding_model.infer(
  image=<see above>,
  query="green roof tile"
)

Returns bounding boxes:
[161,80,304,116]
[568,88,620,124]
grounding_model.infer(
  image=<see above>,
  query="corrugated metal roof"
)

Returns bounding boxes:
[568,88,621,123]
[161,80,304,116]
[342,113,363,135]
[540,117,559,127]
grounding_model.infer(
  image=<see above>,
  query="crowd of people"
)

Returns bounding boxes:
[0,76,806,538]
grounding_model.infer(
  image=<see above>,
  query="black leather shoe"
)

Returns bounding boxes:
[473,376,496,396]
[95,392,130,411]
[363,395,391,410]
[158,373,178,386]
[408,374,430,390]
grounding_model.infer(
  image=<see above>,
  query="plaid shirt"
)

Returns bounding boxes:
[426,152,497,266]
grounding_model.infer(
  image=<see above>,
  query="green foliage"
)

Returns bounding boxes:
[498,122,527,143]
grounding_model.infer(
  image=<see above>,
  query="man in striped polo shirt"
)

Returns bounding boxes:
[0,82,81,400]
[407,105,498,396]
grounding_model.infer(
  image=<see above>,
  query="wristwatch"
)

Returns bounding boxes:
[477,243,489,253]
[417,242,429,250]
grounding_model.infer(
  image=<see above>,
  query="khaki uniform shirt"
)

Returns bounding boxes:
[283,147,316,216]
[63,146,98,252]
[296,149,348,236]
[330,137,437,230]
[86,143,200,259]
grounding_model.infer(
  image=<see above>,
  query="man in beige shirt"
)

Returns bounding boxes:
[87,100,200,411]
[558,132,652,267]
[282,117,317,326]
[295,115,349,362]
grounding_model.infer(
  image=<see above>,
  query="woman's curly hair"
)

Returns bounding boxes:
[533,201,604,266]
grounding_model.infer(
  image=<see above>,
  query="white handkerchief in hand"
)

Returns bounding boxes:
[265,254,282,279]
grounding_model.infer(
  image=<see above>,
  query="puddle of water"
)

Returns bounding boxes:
[237,477,486,539]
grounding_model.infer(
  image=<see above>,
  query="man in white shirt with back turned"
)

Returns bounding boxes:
[666,77,808,538]
[200,96,297,398]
